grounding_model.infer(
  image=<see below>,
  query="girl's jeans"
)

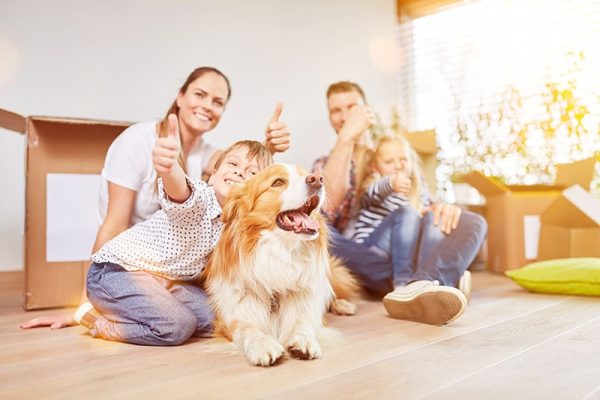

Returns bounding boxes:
[86,262,213,346]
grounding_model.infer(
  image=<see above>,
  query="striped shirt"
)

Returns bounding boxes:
[92,176,223,280]
[353,176,431,243]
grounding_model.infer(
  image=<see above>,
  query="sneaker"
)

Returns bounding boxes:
[383,280,467,325]
[458,270,472,303]
[73,301,97,329]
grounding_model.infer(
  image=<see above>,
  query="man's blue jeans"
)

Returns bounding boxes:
[330,208,487,294]
[86,262,214,346]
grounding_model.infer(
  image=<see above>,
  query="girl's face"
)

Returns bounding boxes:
[373,140,412,177]
[209,147,260,205]
[176,72,229,137]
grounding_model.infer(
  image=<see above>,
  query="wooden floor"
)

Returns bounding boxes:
[2,271,600,400]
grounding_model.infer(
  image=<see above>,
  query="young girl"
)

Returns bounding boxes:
[352,135,428,244]
[73,115,273,346]
[352,135,479,324]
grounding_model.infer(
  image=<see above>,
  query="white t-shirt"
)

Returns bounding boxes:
[98,121,218,226]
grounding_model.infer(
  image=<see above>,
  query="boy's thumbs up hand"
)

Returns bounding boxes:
[264,102,290,154]
[153,113,182,175]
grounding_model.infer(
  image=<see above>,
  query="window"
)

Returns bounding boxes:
[397,0,600,199]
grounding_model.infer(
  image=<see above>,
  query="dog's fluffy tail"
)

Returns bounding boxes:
[329,256,360,315]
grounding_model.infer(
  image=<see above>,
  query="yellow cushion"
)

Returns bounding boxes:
[505,258,600,296]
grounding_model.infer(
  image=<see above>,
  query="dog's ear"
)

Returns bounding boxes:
[222,182,251,224]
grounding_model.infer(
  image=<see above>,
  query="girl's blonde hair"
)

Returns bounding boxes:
[359,136,424,213]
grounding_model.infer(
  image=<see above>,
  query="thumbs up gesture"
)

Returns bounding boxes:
[264,102,291,154]
[153,113,182,176]
[390,170,412,196]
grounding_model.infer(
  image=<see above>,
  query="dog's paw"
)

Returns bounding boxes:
[245,335,285,367]
[330,298,357,316]
[287,334,322,360]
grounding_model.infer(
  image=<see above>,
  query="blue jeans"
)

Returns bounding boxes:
[330,208,487,294]
[86,262,214,346]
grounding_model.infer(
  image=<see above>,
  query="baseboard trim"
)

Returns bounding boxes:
[0,271,24,291]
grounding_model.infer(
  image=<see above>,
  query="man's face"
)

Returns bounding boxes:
[327,90,365,134]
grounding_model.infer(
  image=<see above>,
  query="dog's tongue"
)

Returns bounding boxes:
[291,212,319,233]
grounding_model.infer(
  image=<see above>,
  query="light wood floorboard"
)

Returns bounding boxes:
[1,271,599,399]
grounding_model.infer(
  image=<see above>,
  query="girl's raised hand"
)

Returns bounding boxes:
[390,170,411,196]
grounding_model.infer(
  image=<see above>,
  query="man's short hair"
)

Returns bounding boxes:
[326,81,367,103]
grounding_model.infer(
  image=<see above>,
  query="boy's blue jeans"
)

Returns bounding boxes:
[330,208,487,294]
[86,262,213,346]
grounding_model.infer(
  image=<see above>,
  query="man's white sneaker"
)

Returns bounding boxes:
[383,280,467,325]
[458,270,472,303]
[73,301,97,329]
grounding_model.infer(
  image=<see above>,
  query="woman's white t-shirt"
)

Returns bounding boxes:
[97,121,219,226]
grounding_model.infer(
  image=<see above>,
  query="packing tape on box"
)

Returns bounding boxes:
[26,127,39,148]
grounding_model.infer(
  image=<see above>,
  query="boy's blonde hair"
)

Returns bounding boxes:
[360,136,424,213]
[211,140,273,174]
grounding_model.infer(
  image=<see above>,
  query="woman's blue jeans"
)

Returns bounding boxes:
[330,208,487,294]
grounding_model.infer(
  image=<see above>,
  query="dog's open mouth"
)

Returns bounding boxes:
[276,194,320,235]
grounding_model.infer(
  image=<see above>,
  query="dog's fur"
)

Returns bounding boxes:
[204,163,358,367]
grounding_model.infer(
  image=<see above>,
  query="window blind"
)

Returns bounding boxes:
[396,0,600,198]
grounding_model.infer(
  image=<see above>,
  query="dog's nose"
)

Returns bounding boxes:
[306,173,324,189]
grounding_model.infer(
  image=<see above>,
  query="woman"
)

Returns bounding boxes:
[21,66,290,329]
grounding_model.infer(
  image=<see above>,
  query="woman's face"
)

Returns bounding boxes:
[176,72,229,137]
[374,140,412,177]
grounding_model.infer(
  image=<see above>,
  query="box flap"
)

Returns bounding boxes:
[0,108,26,134]
[461,171,508,196]
[29,115,132,127]
[541,184,600,227]
[403,130,436,155]
[555,157,597,189]
[506,184,565,192]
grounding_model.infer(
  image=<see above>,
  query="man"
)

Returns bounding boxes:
[313,81,487,325]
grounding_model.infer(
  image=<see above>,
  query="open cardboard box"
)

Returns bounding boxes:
[538,184,600,260]
[0,108,131,310]
[461,157,597,273]
[403,129,437,193]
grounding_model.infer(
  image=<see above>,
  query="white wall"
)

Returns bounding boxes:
[0,0,398,271]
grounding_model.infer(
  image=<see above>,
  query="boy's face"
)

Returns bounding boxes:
[209,147,260,205]
[374,141,412,177]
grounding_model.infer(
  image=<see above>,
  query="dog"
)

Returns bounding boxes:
[204,163,358,367]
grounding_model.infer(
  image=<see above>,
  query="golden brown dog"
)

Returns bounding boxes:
[204,163,358,366]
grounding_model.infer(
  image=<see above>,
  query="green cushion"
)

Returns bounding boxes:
[505,258,600,296]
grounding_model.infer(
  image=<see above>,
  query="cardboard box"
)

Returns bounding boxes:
[0,108,131,310]
[461,158,597,273]
[538,184,600,260]
[403,129,437,193]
